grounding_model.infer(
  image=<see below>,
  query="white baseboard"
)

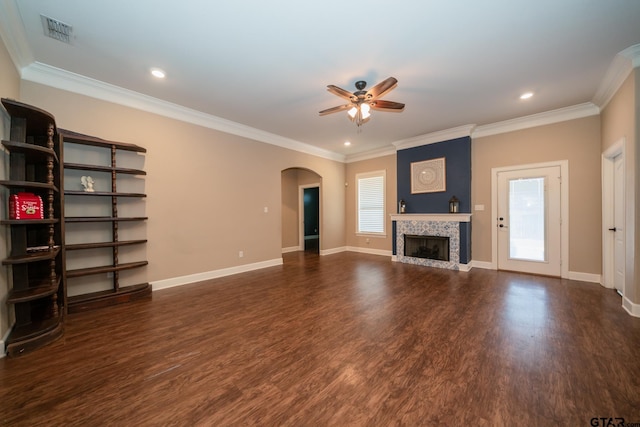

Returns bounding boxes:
[458,263,472,272]
[467,261,602,284]
[568,271,602,284]
[281,246,301,254]
[1,326,11,358]
[622,296,640,318]
[151,258,283,291]
[470,260,495,270]
[346,246,393,257]
[320,246,347,256]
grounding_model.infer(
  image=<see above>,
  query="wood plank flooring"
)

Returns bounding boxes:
[1,251,640,426]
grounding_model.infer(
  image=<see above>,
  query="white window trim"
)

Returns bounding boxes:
[356,170,386,237]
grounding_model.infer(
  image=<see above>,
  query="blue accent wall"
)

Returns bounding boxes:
[396,136,471,214]
[394,136,472,261]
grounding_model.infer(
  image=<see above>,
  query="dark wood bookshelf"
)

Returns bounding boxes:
[1,98,65,357]
[66,261,149,278]
[64,162,146,175]
[64,216,148,223]
[0,180,58,191]
[7,276,62,303]
[60,128,150,314]
[0,218,59,225]
[65,239,147,251]
[2,247,61,265]
[64,190,146,197]
[1,140,59,162]
[67,283,150,313]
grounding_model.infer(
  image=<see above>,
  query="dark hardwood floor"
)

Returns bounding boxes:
[2,251,640,426]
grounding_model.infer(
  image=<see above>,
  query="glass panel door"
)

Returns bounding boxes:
[509,177,545,262]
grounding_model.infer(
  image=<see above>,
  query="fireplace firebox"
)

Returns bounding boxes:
[404,234,450,261]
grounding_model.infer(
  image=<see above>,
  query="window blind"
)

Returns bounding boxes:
[357,173,385,234]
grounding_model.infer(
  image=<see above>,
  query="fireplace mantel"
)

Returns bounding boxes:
[390,213,471,222]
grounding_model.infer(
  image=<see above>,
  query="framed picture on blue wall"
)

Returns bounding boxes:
[411,157,446,194]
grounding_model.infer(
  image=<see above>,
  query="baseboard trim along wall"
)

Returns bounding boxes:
[1,327,11,358]
[567,271,602,284]
[281,246,301,254]
[346,246,393,257]
[470,260,494,270]
[453,260,602,284]
[623,297,640,318]
[320,246,347,256]
[151,258,283,291]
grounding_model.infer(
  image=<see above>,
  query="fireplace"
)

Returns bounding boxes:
[404,234,450,261]
[391,213,471,271]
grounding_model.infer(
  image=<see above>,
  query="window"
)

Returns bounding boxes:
[356,170,386,235]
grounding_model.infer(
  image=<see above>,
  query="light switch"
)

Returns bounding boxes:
[475,204,485,211]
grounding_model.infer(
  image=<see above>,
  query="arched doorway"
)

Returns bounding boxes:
[281,168,322,254]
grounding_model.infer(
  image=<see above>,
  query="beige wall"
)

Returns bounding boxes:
[472,116,602,274]
[0,35,21,342]
[601,69,638,304]
[19,82,346,284]
[345,154,397,253]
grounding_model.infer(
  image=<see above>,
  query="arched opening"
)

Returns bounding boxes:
[281,168,322,255]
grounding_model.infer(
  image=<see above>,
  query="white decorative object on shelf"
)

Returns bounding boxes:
[81,175,95,192]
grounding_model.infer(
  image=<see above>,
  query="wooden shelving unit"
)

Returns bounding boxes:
[59,129,150,313]
[1,98,64,357]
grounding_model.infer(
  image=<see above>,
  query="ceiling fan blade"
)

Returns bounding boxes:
[327,85,355,101]
[367,77,398,99]
[319,104,352,115]
[370,100,405,111]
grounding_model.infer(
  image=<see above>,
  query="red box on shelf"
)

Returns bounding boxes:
[9,192,44,220]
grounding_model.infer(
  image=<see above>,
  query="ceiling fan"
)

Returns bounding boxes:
[319,77,405,127]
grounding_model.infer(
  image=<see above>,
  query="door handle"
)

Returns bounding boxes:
[608,227,617,232]
[499,224,508,228]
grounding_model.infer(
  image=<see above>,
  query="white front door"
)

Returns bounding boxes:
[497,165,562,276]
[613,154,625,295]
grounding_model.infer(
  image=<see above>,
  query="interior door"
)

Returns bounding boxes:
[613,154,625,295]
[497,166,561,276]
[303,187,319,252]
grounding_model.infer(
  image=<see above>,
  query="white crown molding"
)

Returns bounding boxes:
[20,62,346,163]
[0,0,34,69]
[592,43,640,109]
[472,102,600,139]
[392,124,476,151]
[345,145,397,163]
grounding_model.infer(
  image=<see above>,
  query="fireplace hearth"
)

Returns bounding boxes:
[391,213,471,271]
[404,234,450,261]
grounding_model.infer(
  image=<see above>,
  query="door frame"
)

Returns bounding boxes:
[491,160,569,278]
[601,137,625,290]
[298,183,321,251]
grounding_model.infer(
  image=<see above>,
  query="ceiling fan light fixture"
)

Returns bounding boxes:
[361,103,371,119]
[319,77,404,128]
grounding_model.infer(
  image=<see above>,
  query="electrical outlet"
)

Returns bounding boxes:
[239,250,244,258]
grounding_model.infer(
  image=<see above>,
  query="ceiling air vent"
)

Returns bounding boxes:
[41,15,73,44]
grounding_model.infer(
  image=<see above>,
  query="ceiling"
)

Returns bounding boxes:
[2,1,640,161]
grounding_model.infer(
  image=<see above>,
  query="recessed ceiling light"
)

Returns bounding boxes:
[344,141,351,146]
[520,91,534,100]
[151,68,166,79]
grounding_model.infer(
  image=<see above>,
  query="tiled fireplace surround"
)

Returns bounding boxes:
[391,214,472,271]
